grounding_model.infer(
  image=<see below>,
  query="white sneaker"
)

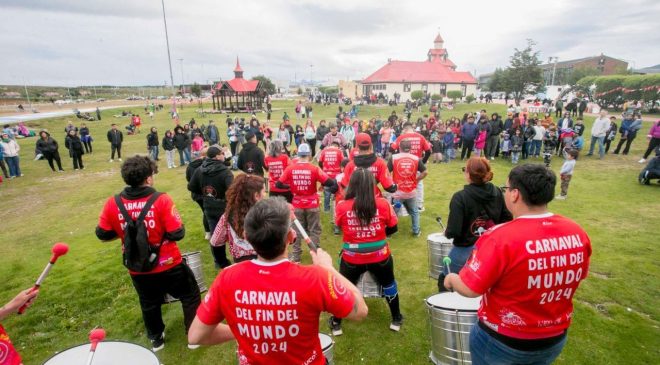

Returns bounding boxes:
[204,232,211,240]
[109,159,113,162]
[555,195,566,200]
[118,158,123,162]
[638,158,646,164]
[187,344,200,350]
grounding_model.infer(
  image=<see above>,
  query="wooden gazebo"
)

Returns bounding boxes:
[212,57,264,112]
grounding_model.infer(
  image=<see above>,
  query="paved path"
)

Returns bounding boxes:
[0,105,137,124]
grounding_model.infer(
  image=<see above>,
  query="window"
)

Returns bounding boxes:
[404,83,411,92]
[422,83,428,91]
[440,84,447,96]
[461,84,467,97]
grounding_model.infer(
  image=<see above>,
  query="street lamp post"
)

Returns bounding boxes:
[160,0,177,117]
[178,58,185,96]
[548,56,559,86]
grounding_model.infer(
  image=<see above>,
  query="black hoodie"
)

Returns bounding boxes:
[237,142,265,176]
[36,133,59,154]
[186,158,205,201]
[352,153,397,193]
[445,182,512,247]
[187,158,234,217]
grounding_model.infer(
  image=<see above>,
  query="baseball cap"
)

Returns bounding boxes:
[298,143,311,156]
[356,133,371,147]
[207,146,222,158]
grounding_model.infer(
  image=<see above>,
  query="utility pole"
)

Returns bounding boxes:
[549,57,559,85]
[23,81,32,112]
[161,0,177,115]
[178,58,185,96]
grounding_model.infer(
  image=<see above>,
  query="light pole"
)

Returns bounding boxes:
[548,57,559,85]
[178,58,185,95]
[160,0,177,115]
[23,81,32,112]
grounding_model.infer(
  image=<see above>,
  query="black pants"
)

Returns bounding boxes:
[555,108,562,118]
[614,135,636,155]
[334,256,401,324]
[230,141,238,156]
[130,264,201,340]
[195,199,210,233]
[643,138,660,159]
[72,152,84,169]
[44,151,63,171]
[111,144,122,159]
[205,212,231,268]
[306,139,317,157]
[461,139,474,160]
[270,190,293,203]
[604,138,614,153]
[0,159,8,178]
[83,141,93,153]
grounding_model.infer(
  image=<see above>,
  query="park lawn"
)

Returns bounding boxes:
[0,100,658,365]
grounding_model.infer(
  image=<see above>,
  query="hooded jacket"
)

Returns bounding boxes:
[237,142,265,176]
[173,131,190,150]
[445,182,512,247]
[162,134,175,151]
[65,134,84,156]
[187,158,234,217]
[36,132,59,154]
[186,158,205,202]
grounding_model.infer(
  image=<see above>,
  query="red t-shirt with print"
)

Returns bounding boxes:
[0,325,21,365]
[318,146,343,179]
[335,197,398,265]
[278,162,329,209]
[459,213,592,339]
[196,260,355,365]
[97,192,183,275]
[341,157,394,196]
[391,132,431,158]
[264,154,290,193]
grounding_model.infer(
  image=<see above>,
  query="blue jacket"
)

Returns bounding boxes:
[461,122,479,141]
[443,132,454,146]
[0,143,3,160]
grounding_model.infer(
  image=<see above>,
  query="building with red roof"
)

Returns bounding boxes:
[212,57,264,112]
[361,34,477,101]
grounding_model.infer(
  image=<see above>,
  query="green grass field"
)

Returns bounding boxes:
[1,100,658,364]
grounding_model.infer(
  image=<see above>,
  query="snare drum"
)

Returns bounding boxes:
[357,271,382,298]
[165,251,207,303]
[43,341,159,365]
[427,233,453,279]
[426,292,481,365]
[319,333,335,364]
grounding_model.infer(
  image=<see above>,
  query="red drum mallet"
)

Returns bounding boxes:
[18,242,69,314]
[86,328,106,365]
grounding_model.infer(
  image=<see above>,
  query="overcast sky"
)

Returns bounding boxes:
[1,0,658,87]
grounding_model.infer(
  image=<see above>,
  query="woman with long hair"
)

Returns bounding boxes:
[304,119,317,156]
[264,140,292,203]
[330,168,402,335]
[210,174,266,263]
[438,157,512,290]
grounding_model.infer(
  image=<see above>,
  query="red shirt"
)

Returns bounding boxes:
[0,325,21,365]
[341,157,394,195]
[98,192,183,275]
[264,154,290,193]
[391,132,431,158]
[389,152,424,200]
[459,213,592,340]
[196,260,355,365]
[347,147,360,161]
[335,197,398,264]
[318,146,343,178]
[278,162,329,209]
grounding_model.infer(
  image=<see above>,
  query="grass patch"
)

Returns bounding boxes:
[0,100,658,364]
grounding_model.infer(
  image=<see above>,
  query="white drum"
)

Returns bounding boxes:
[319,333,335,364]
[426,293,481,365]
[43,341,159,365]
[164,251,207,303]
[357,271,382,298]
[427,233,453,279]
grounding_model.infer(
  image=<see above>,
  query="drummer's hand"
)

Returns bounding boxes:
[444,274,458,292]
[4,288,39,313]
[310,248,333,269]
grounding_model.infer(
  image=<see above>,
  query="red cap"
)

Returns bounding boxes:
[356,133,371,147]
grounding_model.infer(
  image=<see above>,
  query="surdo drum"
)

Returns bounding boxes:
[357,271,382,298]
[426,292,481,365]
[236,333,334,364]
[164,251,207,303]
[43,341,159,365]
[427,233,453,279]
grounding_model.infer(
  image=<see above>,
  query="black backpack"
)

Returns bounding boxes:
[114,192,162,272]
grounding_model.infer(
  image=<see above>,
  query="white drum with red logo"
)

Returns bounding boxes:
[43,341,159,365]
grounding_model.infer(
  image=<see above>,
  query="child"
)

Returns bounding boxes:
[604,116,618,154]
[162,130,176,168]
[191,132,204,158]
[294,125,305,147]
[543,125,559,167]
[443,127,455,163]
[558,129,576,155]
[430,127,444,163]
[511,129,523,164]
[556,148,579,200]
[474,127,487,157]
[500,131,511,159]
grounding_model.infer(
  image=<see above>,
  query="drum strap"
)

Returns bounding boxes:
[342,240,386,253]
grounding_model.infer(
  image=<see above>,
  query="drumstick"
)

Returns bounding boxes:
[18,242,69,314]
[289,208,318,252]
[86,328,106,365]
[443,257,452,274]
[435,216,446,231]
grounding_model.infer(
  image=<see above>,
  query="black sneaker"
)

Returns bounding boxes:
[390,315,404,332]
[151,332,165,352]
[328,317,343,336]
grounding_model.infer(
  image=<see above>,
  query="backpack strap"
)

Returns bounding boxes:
[114,192,162,224]
[114,194,131,222]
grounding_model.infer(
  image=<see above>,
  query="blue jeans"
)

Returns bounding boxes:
[443,245,475,275]
[532,140,542,156]
[178,147,191,165]
[149,145,159,161]
[5,156,20,177]
[323,187,333,212]
[588,136,605,158]
[470,323,567,365]
[400,197,420,234]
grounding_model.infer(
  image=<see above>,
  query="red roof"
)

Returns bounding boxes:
[362,60,476,84]
[216,78,260,92]
[234,57,243,72]
[434,34,444,43]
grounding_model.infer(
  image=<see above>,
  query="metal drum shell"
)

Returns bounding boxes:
[426,293,481,365]
[357,271,383,298]
[164,251,207,303]
[427,233,453,279]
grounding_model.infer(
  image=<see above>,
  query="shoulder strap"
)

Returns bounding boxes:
[114,195,131,222]
[137,192,162,223]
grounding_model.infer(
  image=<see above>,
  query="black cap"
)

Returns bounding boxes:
[207,146,222,158]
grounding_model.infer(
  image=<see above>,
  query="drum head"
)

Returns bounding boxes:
[426,293,481,311]
[318,333,333,351]
[427,233,452,243]
[43,341,160,365]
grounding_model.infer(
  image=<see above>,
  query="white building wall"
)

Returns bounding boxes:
[365,82,478,101]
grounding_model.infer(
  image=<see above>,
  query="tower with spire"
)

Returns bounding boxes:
[233,57,244,79]
[427,33,454,69]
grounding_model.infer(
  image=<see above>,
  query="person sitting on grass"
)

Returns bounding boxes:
[639,146,660,185]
